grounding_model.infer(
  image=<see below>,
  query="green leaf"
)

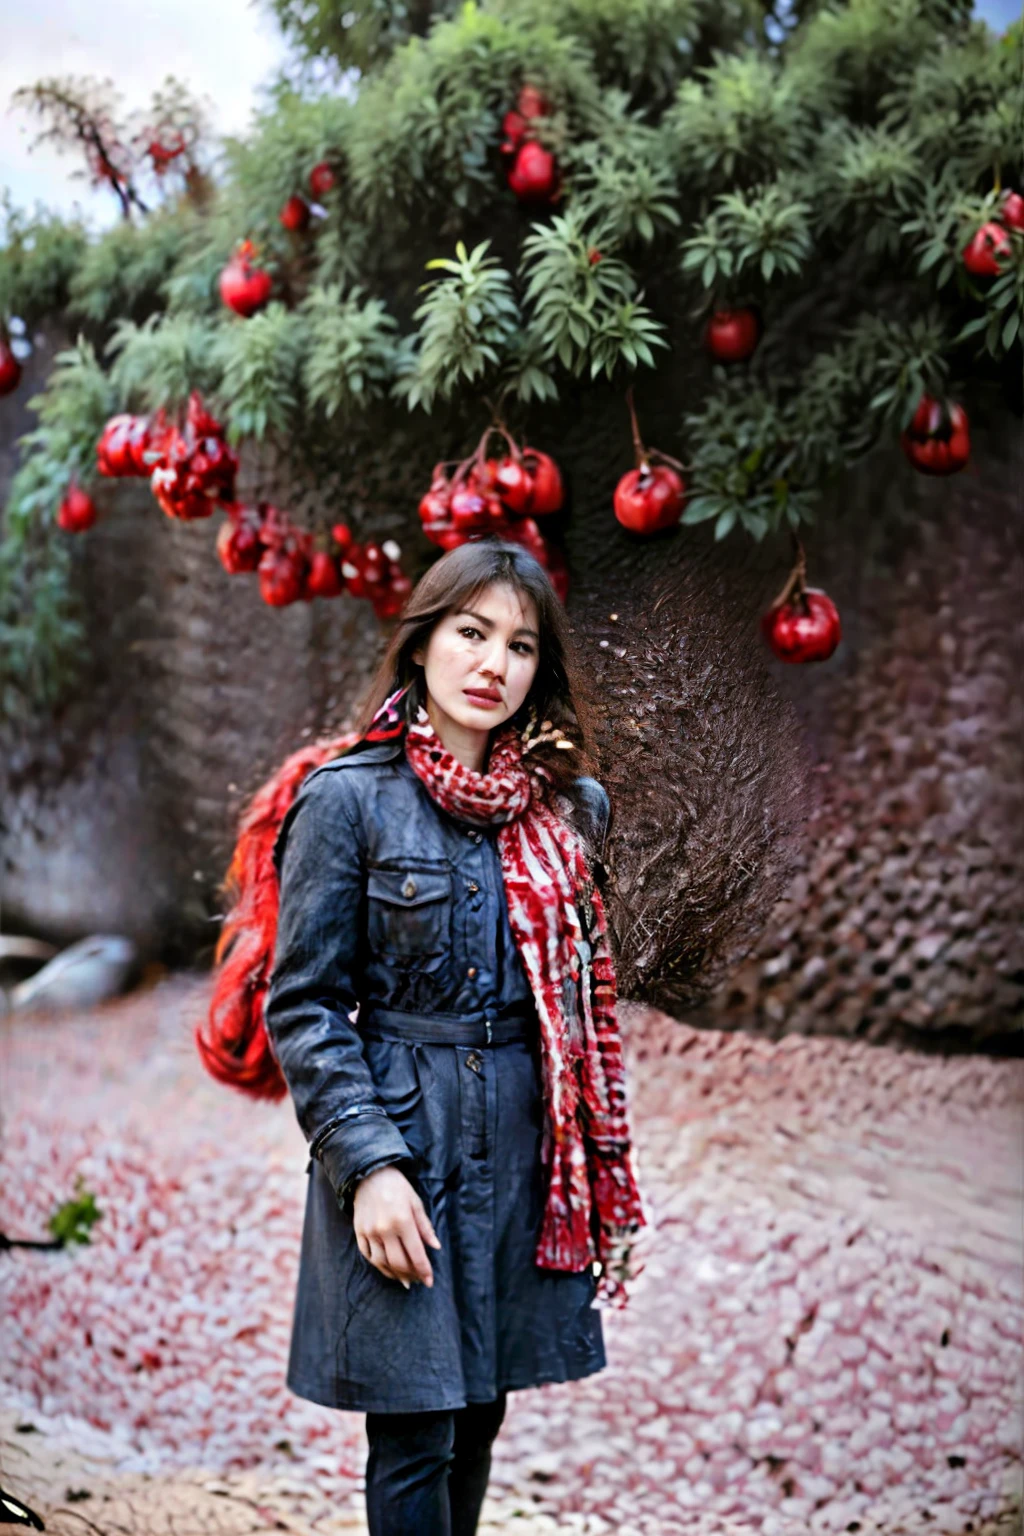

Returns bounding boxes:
[679,497,721,525]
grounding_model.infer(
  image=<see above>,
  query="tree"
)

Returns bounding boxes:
[0,0,1021,705]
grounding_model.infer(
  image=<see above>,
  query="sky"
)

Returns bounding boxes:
[0,0,1020,231]
[0,0,287,230]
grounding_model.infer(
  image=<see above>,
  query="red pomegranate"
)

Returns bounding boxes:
[309,161,337,199]
[900,395,970,476]
[704,307,761,363]
[418,465,451,528]
[340,546,371,597]
[613,465,684,534]
[216,508,264,573]
[374,572,413,620]
[56,484,98,533]
[305,550,344,598]
[507,142,559,204]
[97,415,139,476]
[219,240,273,316]
[129,412,172,475]
[493,456,533,514]
[258,539,307,606]
[1000,190,1024,232]
[280,195,311,233]
[0,336,22,396]
[521,448,563,514]
[761,588,841,664]
[962,221,1011,278]
[449,485,494,532]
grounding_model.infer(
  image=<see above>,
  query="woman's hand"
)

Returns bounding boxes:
[353,1165,442,1289]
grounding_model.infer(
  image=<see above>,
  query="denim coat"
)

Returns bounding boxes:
[264,731,612,1412]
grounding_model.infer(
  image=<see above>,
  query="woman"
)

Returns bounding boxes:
[215,538,648,1536]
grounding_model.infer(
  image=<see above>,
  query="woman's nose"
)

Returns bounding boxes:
[482,643,507,679]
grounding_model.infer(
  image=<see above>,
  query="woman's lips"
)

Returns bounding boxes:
[464,689,501,707]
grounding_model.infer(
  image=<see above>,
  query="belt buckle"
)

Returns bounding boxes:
[484,1019,492,1045]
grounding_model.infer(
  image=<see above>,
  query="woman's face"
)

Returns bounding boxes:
[411,582,541,756]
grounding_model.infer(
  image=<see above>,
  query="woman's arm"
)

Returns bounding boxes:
[265,766,415,1211]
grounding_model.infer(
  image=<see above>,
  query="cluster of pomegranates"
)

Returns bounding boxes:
[900,394,970,476]
[500,85,560,206]
[151,396,239,518]
[760,536,841,665]
[613,391,686,535]
[417,426,568,599]
[962,188,1024,278]
[90,391,411,615]
[279,160,337,235]
[217,506,411,616]
[218,163,341,316]
[97,392,238,520]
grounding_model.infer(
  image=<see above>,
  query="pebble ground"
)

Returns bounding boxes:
[1,974,1020,1534]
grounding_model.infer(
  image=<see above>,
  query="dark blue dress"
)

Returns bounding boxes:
[265,737,610,1413]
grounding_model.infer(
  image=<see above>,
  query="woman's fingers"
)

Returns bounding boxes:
[382,1230,421,1289]
[414,1202,443,1251]
[396,1218,435,1287]
[367,1234,405,1286]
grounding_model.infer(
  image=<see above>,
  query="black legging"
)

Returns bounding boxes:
[365,1393,508,1536]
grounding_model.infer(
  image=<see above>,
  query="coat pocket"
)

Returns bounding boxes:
[366,862,452,958]
[362,1038,427,1163]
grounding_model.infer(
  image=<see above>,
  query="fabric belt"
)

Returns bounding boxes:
[360,1005,536,1046]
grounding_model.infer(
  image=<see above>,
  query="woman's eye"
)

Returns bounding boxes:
[457,624,532,656]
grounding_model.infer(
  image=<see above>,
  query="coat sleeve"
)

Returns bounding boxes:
[265,766,416,1211]
[571,775,611,861]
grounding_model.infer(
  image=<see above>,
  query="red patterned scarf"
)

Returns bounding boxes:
[385,683,649,1309]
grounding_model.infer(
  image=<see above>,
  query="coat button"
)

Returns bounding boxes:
[466,881,479,894]
[467,965,477,978]
[466,1052,482,1072]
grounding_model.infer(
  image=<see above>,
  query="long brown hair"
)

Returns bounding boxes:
[196,537,601,1100]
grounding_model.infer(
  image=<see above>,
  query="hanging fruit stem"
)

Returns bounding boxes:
[484,389,516,439]
[626,386,650,473]
[625,386,688,476]
[767,531,808,613]
[451,422,520,489]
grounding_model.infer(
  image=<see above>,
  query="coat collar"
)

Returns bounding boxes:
[330,735,405,766]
